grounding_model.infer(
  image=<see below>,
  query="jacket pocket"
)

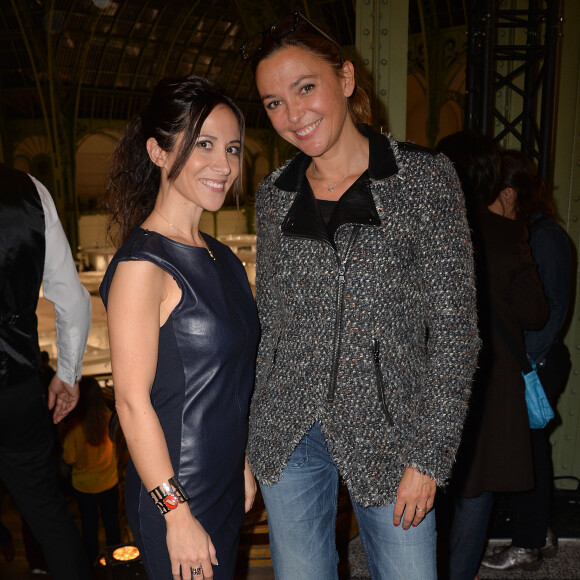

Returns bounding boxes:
[372,339,393,425]
[264,333,282,383]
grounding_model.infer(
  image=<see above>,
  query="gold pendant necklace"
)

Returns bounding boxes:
[154,209,216,261]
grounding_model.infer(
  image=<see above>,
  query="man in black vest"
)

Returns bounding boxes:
[0,162,92,578]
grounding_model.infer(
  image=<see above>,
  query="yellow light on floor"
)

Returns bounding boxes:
[111,546,140,561]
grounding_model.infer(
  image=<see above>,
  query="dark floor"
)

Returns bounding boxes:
[0,490,273,580]
[1,485,579,580]
[487,483,580,540]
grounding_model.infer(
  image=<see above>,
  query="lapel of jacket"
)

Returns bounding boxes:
[275,153,330,244]
[274,125,399,246]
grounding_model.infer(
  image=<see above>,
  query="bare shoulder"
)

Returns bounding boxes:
[109,259,173,307]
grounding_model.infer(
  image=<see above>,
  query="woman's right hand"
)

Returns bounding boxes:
[165,507,218,579]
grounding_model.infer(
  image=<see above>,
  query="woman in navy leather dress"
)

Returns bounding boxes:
[100,76,259,579]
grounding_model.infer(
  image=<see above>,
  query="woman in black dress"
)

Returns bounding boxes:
[100,76,259,579]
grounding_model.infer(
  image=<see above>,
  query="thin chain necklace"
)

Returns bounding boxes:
[313,165,349,192]
[154,208,216,261]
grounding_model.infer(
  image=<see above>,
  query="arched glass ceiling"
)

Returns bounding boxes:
[0,0,467,129]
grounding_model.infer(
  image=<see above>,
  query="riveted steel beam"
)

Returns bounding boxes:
[465,0,562,182]
[356,0,409,139]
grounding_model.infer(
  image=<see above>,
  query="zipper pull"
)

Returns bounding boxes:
[338,260,346,282]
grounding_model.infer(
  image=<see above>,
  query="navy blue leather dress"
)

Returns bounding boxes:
[100,227,259,579]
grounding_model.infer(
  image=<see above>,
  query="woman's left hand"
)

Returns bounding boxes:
[393,467,436,530]
[243,458,257,513]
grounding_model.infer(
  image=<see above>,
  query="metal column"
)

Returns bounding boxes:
[465,0,562,182]
[356,0,409,140]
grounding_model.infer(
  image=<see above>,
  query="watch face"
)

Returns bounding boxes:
[163,495,178,510]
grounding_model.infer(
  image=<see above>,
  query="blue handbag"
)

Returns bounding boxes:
[523,361,554,429]
[491,306,554,429]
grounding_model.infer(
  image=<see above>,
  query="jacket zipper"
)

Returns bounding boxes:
[372,339,393,424]
[327,225,361,403]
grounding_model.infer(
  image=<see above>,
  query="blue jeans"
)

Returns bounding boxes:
[260,423,437,580]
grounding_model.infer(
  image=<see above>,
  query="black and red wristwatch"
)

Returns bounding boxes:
[148,476,190,515]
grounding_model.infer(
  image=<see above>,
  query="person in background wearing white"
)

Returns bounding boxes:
[0,162,92,578]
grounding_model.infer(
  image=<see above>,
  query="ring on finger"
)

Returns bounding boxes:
[416,507,427,513]
[192,566,203,576]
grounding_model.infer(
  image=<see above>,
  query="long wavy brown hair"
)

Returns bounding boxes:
[102,76,245,246]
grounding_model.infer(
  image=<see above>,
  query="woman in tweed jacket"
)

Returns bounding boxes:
[240,12,480,579]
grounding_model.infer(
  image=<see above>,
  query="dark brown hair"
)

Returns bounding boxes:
[250,17,371,126]
[436,131,502,210]
[500,150,560,224]
[102,76,245,245]
[65,376,110,447]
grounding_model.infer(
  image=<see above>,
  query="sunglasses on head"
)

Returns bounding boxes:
[239,12,345,66]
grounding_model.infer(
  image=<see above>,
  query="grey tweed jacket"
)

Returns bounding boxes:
[248,125,480,506]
